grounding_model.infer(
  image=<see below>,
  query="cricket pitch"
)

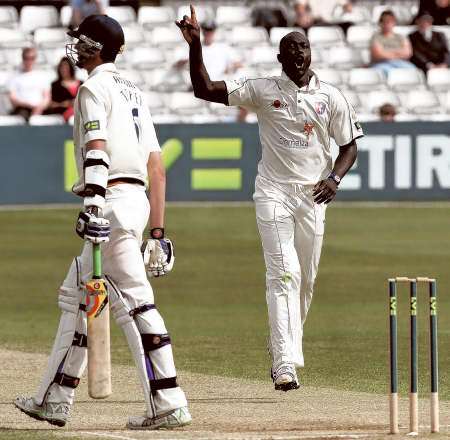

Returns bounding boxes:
[1,349,449,440]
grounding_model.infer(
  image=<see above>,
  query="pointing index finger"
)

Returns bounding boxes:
[190,4,197,23]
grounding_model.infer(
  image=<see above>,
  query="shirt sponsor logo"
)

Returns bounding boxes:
[84,120,100,132]
[272,99,288,109]
[315,102,326,115]
[280,137,309,148]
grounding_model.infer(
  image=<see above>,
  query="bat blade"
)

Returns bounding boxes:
[86,277,112,399]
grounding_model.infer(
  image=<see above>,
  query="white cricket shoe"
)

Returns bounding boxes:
[271,363,300,392]
[127,406,192,430]
[14,396,70,427]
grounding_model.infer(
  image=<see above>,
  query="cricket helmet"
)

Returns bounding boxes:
[66,14,125,67]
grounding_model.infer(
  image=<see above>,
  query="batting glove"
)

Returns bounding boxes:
[75,210,110,244]
[142,238,175,277]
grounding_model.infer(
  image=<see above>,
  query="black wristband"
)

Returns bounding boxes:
[150,227,165,239]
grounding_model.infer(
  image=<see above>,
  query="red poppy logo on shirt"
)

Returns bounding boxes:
[303,122,315,137]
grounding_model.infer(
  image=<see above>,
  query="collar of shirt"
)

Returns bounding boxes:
[421,28,433,41]
[89,62,117,78]
[280,70,320,94]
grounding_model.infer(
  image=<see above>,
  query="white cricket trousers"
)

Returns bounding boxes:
[253,175,326,368]
[35,183,187,416]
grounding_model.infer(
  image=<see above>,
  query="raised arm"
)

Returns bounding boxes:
[175,5,228,104]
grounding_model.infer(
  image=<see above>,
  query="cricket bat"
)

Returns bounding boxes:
[86,241,112,399]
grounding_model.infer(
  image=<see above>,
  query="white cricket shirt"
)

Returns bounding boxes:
[72,63,160,194]
[8,70,49,107]
[225,71,363,185]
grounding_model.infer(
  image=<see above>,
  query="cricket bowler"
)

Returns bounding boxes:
[177,5,362,391]
[14,15,191,429]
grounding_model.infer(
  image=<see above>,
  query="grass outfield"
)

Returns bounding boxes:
[0,205,448,400]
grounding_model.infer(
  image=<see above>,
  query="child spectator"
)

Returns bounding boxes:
[379,103,397,122]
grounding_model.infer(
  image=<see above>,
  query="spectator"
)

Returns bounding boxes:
[379,103,397,122]
[332,0,368,34]
[70,0,108,28]
[252,4,288,33]
[370,10,415,75]
[409,12,449,72]
[46,57,82,121]
[174,20,242,80]
[419,0,450,26]
[8,47,50,121]
[292,1,326,32]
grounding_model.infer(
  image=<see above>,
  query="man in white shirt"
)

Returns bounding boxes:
[8,47,50,121]
[14,15,191,430]
[177,6,362,391]
[174,20,241,81]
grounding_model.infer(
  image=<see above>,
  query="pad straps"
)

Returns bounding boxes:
[54,372,80,389]
[150,377,178,396]
[141,333,171,351]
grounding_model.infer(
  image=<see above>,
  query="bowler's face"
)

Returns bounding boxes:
[278,33,311,80]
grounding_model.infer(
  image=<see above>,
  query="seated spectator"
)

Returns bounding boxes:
[293,1,315,32]
[292,1,328,33]
[46,57,82,121]
[409,12,449,72]
[8,47,50,121]
[70,0,108,28]
[174,20,242,80]
[252,4,288,32]
[419,0,450,26]
[332,0,367,34]
[379,103,397,122]
[370,10,416,75]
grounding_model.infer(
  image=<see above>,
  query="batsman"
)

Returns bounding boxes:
[14,15,191,429]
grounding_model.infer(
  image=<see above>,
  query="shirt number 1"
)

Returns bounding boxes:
[132,108,141,142]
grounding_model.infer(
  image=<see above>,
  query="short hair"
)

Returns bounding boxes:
[379,103,396,116]
[279,31,307,51]
[379,10,396,23]
[22,46,36,59]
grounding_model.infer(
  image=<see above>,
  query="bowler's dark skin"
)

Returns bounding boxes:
[176,5,358,204]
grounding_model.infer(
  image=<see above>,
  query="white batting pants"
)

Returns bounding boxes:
[35,184,187,416]
[254,175,326,368]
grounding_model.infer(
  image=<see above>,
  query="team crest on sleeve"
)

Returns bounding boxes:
[84,120,100,132]
[315,102,326,115]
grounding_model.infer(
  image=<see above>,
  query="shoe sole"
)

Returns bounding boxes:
[127,420,191,430]
[14,403,66,427]
[275,381,300,392]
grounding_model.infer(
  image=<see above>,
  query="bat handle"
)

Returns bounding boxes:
[93,243,102,279]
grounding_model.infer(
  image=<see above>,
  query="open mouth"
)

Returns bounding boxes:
[294,61,304,70]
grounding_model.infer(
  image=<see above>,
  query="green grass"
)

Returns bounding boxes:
[0,205,449,399]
